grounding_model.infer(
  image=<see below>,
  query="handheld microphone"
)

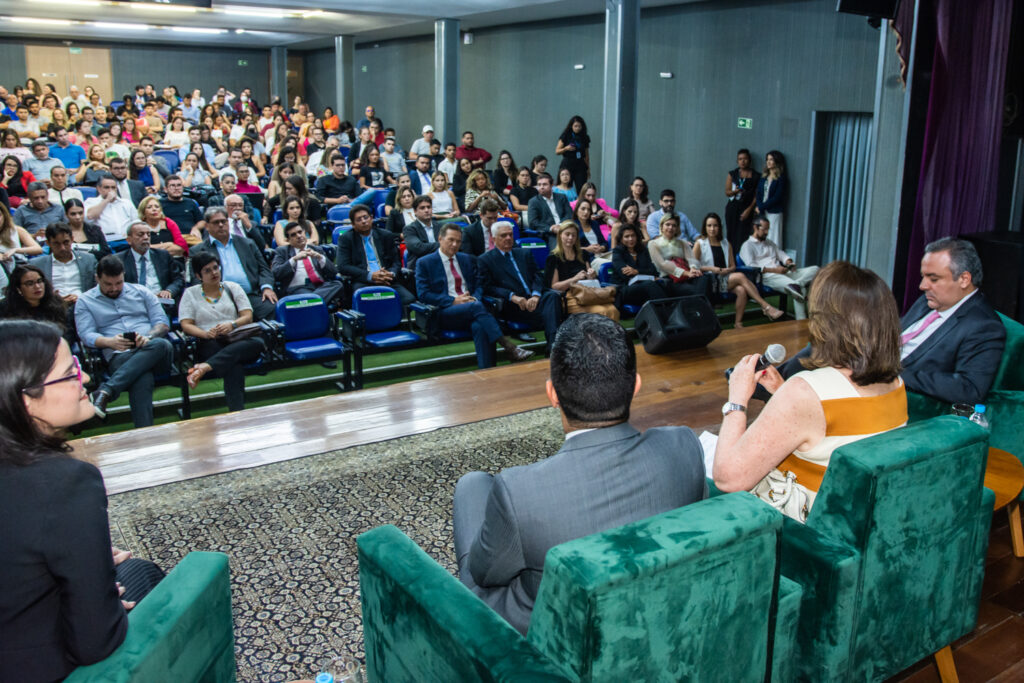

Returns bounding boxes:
[724,343,787,380]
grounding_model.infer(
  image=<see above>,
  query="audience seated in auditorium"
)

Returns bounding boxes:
[693,212,783,327]
[0,319,165,682]
[76,255,174,426]
[178,250,266,412]
[648,214,712,300]
[118,221,186,311]
[75,144,110,187]
[437,142,457,183]
[460,198,502,257]
[314,153,375,208]
[714,261,907,522]
[464,169,503,214]
[453,313,706,634]
[611,223,670,309]
[23,140,63,181]
[272,220,344,308]
[455,131,491,170]
[573,182,618,230]
[160,175,205,238]
[738,215,818,319]
[407,124,435,160]
[552,167,578,203]
[646,188,698,242]
[85,174,136,242]
[385,187,416,238]
[2,155,37,208]
[415,223,533,368]
[527,173,572,248]
[478,221,564,355]
[48,165,82,206]
[573,198,609,259]
[273,196,320,247]
[190,207,276,320]
[545,221,618,321]
[408,154,433,196]
[620,175,653,224]
[0,264,69,338]
[776,238,1005,407]
[339,204,415,306]
[30,222,97,307]
[509,166,538,213]
[611,198,647,249]
[428,172,461,222]
[138,196,188,258]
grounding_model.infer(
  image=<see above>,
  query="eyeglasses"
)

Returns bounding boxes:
[23,355,82,393]
[19,278,45,288]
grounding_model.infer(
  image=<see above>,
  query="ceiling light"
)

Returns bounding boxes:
[171,26,227,33]
[30,0,101,6]
[221,5,288,18]
[234,28,245,33]
[131,3,198,12]
[9,16,75,25]
[301,9,323,18]
[93,21,152,29]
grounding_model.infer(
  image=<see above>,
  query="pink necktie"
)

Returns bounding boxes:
[901,310,940,345]
[302,257,323,285]
[449,257,463,295]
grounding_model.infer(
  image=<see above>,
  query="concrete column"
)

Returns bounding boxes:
[600,0,640,206]
[434,18,460,146]
[334,35,356,122]
[270,46,288,105]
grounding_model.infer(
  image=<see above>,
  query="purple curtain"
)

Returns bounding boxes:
[902,0,1013,310]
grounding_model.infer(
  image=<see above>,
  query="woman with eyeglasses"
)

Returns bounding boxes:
[0,320,165,681]
[0,265,68,336]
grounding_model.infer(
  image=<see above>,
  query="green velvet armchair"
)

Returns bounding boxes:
[358,493,802,682]
[65,551,237,683]
[907,312,1024,463]
[779,416,993,682]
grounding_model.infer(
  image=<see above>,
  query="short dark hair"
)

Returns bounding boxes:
[550,314,636,425]
[45,222,73,241]
[96,254,125,278]
[461,130,473,137]
[417,154,431,163]
[284,221,306,237]
[737,148,751,157]
[531,155,547,167]
[329,153,346,166]
[660,189,675,200]
[191,249,221,276]
[536,172,553,184]
[30,140,48,150]
[412,194,432,210]
[924,237,983,286]
[478,198,501,214]
[437,223,462,240]
[26,181,47,195]
[349,204,373,222]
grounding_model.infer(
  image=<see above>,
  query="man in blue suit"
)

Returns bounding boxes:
[416,224,533,368]
[478,220,564,355]
[408,154,434,196]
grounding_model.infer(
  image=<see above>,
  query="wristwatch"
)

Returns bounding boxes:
[722,402,747,417]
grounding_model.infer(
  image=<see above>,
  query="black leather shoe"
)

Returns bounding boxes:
[515,333,536,342]
[91,389,112,419]
[320,361,338,369]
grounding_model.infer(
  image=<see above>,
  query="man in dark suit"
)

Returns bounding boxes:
[118,221,185,311]
[30,223,97,307]
[271,220,344,307]
[189,206,278,320]
[408,154,434,196]
[415,223,533,368]
[478,221,563,355]
[402,194,441,271]
[453,313,707,634]
[772,238,1005,406]
[108,157,147,208]
[337,204,415,306]
[460,198,501,257]
[526,172,571,248]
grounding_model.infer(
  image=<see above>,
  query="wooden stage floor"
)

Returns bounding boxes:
[71,320,810,495]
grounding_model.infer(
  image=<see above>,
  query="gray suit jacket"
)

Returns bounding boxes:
[464,422,707,634]
[402,219,440,271]
[29,252,97,295]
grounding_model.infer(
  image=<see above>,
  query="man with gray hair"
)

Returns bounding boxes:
[12,182,64,237]
[773,237,1004,406]
[188,205,277,319]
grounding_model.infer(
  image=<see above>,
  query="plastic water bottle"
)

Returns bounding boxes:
[315,673,334,683]
[969,404,990,430]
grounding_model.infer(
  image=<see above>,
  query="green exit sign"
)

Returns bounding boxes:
[737,117,753,130]
[238,59,248,66]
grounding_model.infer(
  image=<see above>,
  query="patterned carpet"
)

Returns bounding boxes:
[107,408,564,683]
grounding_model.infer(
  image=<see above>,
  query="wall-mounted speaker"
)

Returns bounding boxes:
[836,0,901,19]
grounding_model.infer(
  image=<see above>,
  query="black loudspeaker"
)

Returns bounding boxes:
[836,0,900,19]
[634,296,722,355]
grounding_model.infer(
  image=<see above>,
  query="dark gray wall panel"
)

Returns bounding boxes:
[352,36,435,148]
[458,17,606,180]
[302,48,337,118]
[635,0,878,252]
[110,45,270,107]
[0,42,27,90]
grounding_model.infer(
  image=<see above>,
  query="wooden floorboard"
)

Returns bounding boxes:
[71,320,810,495]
